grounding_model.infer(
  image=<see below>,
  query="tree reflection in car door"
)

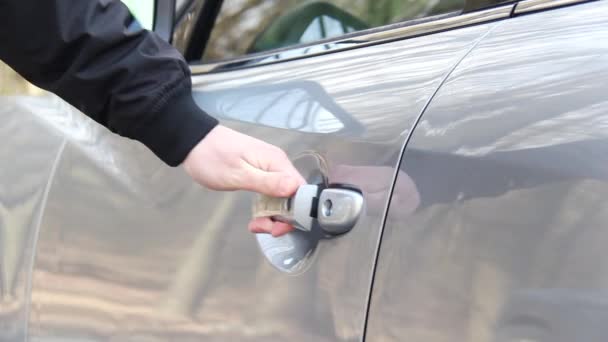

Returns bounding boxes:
[248,2,369,54]
[193,81,365,135]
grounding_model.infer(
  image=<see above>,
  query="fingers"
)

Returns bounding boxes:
[270,222,294,237]
[269,152,307,185]
[183,126,305,237]
[239,142,306,197]
[244,168,305,197]
[248,217,295,237]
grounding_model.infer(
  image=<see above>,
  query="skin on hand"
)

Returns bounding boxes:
[183,125,306,237]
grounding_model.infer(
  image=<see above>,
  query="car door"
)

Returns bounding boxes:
[366,0,608,341]
[0,1,516,342]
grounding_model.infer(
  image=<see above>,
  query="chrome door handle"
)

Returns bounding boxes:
[253,184,364,235]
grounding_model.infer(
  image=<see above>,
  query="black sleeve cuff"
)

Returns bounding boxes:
[130,83,219,167]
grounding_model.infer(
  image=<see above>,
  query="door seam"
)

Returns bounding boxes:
[22,137,67,341]
[360,20,506,342]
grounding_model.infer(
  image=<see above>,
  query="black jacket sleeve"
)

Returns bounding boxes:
[0,0,218,166]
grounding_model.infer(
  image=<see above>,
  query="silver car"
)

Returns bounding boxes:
[2,0,607,340]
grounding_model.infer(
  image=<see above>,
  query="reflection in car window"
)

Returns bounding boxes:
[176,0,189,11]
[202,0,465,62]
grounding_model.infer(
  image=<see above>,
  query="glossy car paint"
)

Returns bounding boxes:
[366,1,608,341]
[0,21,499,342]
[0,98,66,341]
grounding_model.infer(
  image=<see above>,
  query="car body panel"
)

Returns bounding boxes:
[0,22,499,341]
[0,97,66,341]
[366,1,608,341]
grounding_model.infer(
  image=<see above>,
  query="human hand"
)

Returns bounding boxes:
[183,125,305,236]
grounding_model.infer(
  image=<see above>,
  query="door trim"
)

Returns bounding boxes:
[155,0,176,43]
[514,0,593,14]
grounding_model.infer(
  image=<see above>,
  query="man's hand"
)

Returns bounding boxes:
[183,125,306,237]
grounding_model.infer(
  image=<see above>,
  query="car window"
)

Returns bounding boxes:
[176,0,194,17]
[176,0,189,11]
[202,0,466,62]
[121,0,155,30]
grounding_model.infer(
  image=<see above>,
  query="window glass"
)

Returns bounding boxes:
[203,0,465,61]
[122,0,155,30]
[176,0,189,11]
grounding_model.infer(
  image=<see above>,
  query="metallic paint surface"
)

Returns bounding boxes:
[5,24,494,341]
[0,97,65,341]
[366,1,608,341]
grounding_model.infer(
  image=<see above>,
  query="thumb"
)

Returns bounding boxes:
[246,169,303,197]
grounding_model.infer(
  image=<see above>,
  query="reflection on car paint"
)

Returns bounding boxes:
[0,97,66,341]
[193,81,362,134]
[0,22,497,341]
[367,2,608,341]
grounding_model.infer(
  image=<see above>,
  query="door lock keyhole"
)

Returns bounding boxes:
[322,199,333,217]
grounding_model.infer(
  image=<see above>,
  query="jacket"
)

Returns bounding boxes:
[0,0,218,166]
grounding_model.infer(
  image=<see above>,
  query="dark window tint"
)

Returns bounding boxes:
[202,0,466,62]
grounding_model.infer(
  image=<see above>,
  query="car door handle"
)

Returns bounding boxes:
[253,184,364,235]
